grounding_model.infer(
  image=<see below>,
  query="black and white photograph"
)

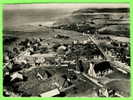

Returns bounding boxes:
[3,3,130,97]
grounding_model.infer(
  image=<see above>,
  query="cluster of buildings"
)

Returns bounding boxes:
[3,35,130,97]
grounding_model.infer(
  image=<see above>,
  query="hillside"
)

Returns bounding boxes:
[53,8,129,37]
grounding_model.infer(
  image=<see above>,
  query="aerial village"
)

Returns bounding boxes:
[3,30,130,97]
[3,6,130,97]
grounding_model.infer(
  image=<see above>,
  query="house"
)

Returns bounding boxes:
[39,88,60,97]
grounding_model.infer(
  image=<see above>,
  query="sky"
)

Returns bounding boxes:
[4,3,129,10]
